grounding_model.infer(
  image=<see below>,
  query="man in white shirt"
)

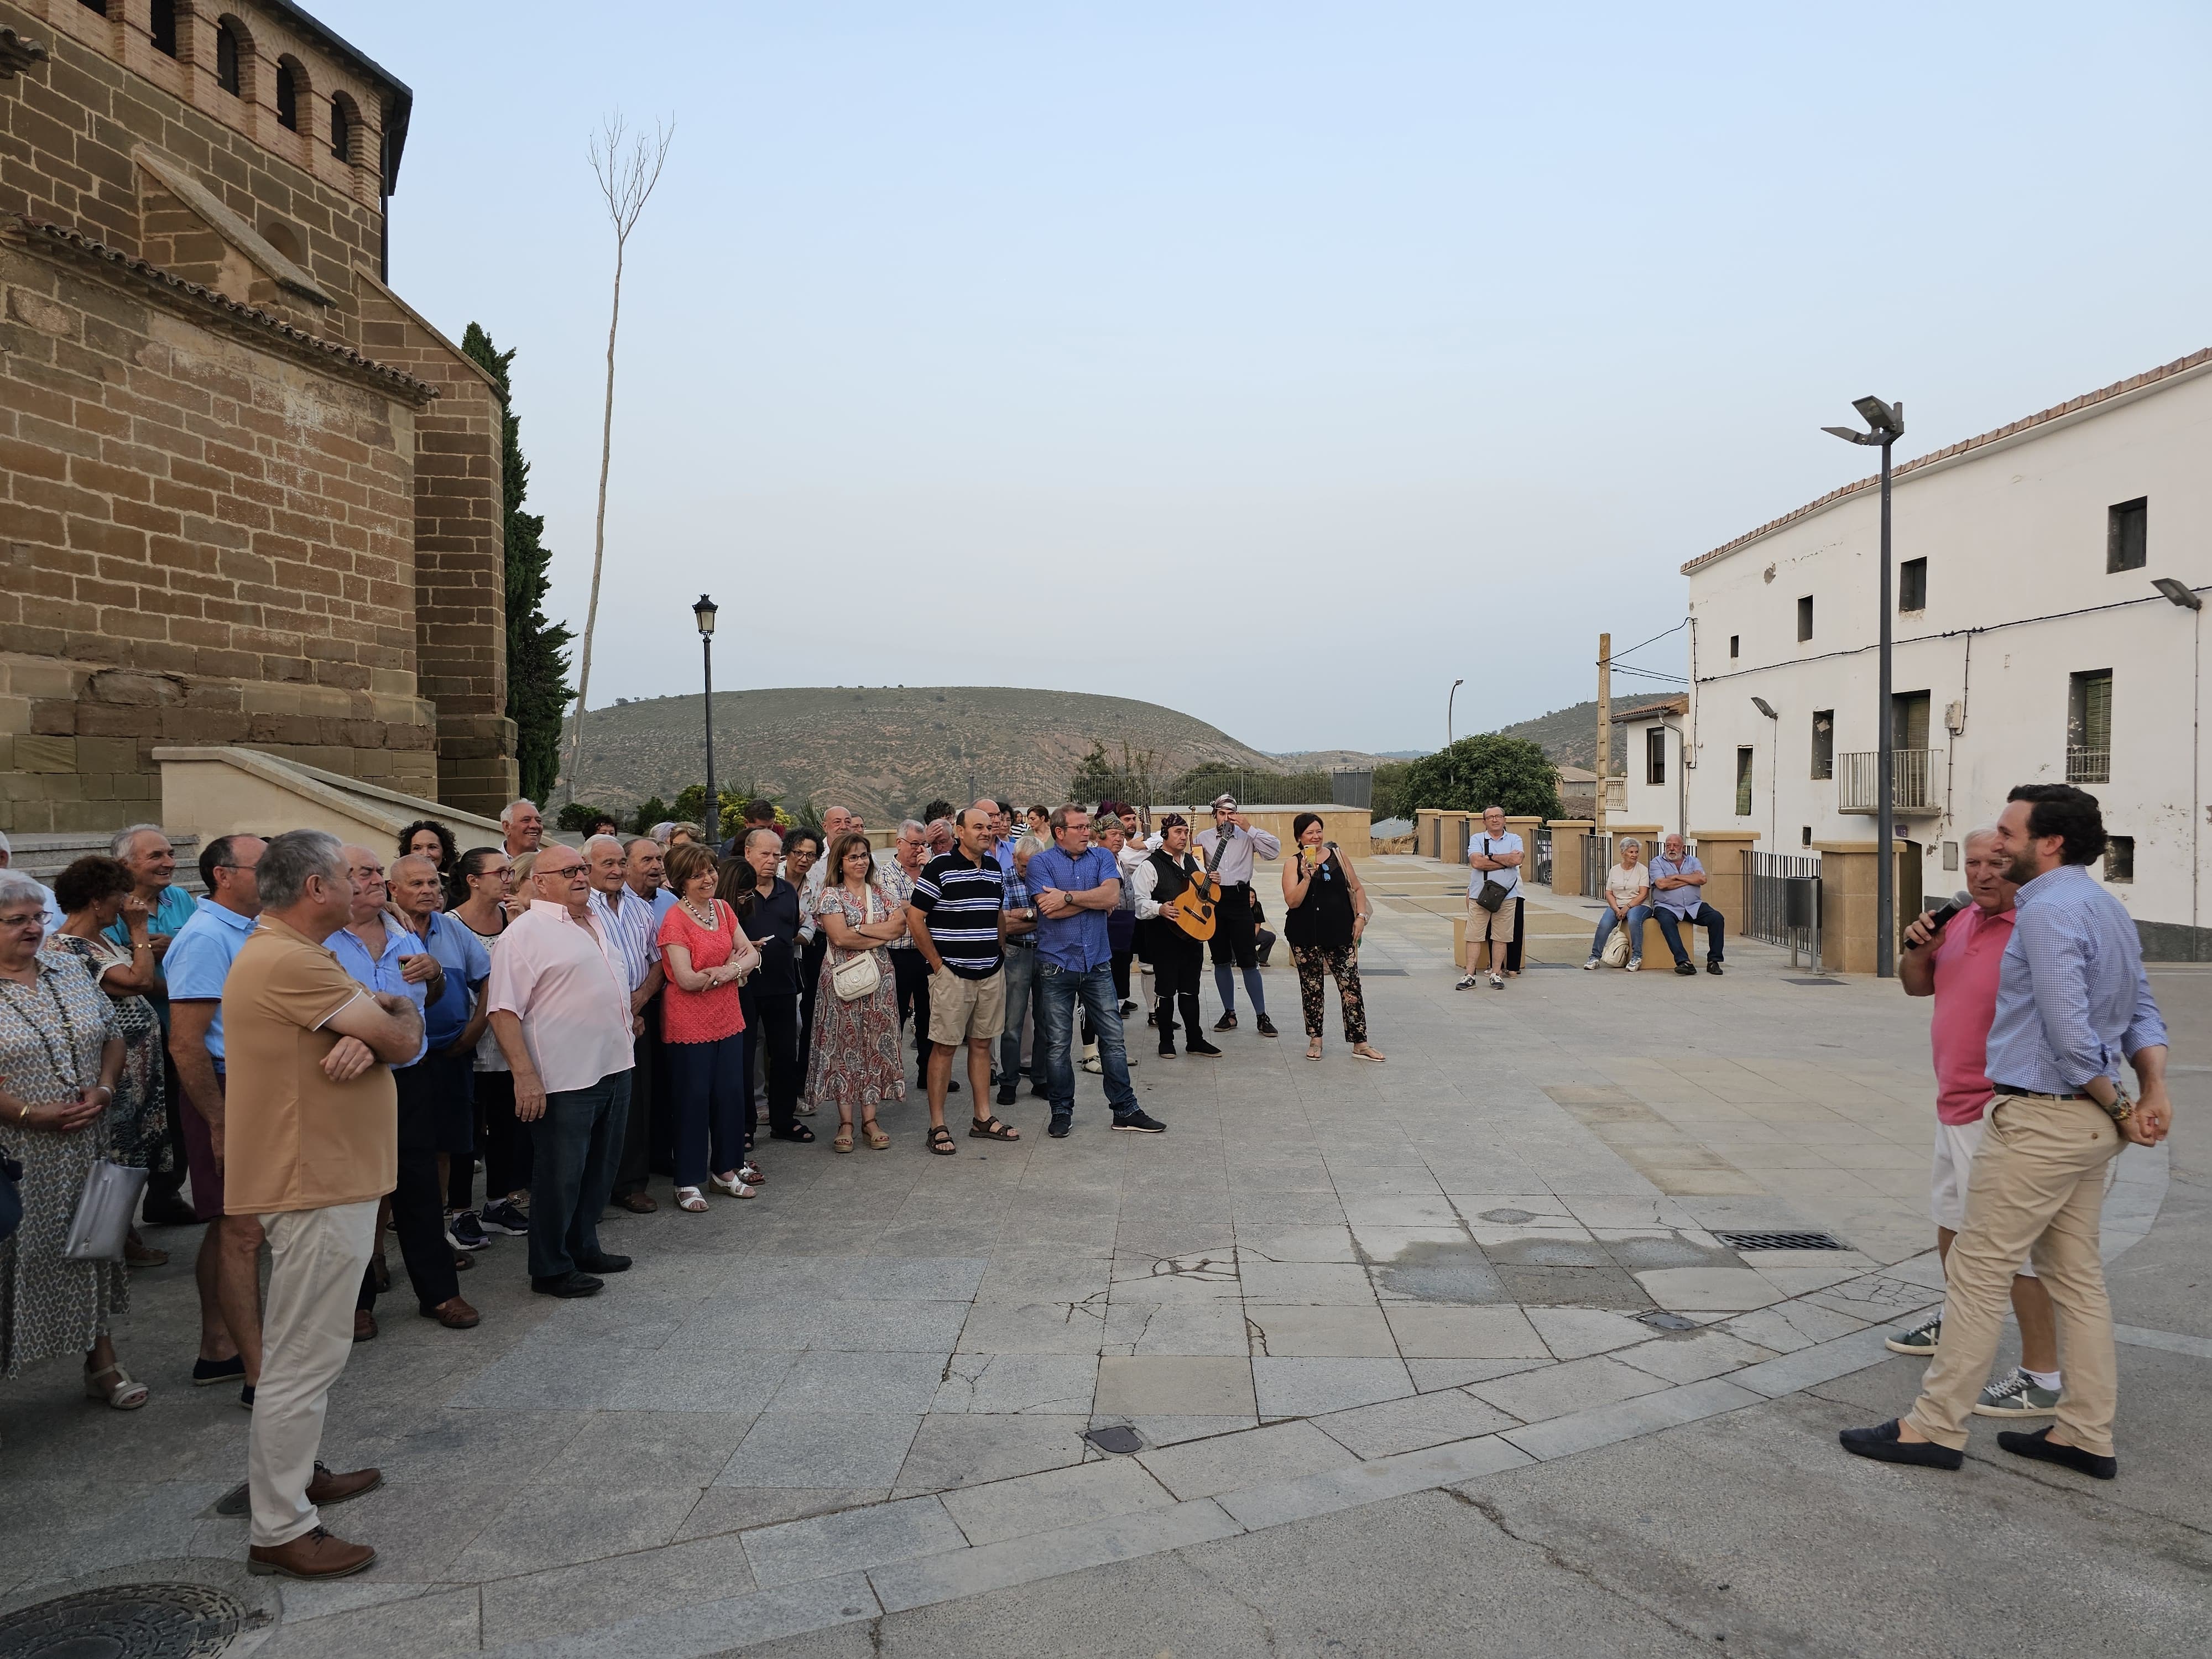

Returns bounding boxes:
[1458,805,1525,992]
[1194,795,1280,1037]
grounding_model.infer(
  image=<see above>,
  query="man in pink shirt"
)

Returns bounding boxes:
[487,844,640,1299]
[1888,827,2061,1416]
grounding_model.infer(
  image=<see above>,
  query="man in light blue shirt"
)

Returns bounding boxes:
[1026,805,1158,1138]
[1844,784,2170,1483]
[1648,833,1726,977]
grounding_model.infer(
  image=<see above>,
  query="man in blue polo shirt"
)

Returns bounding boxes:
[164,832,267,1399]
[1026,804,1162,1139]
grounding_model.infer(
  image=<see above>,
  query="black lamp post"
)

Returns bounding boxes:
[1823,395,1905,976]
[693,594,718,844]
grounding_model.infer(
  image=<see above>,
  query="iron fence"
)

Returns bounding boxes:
[1743,850,1823,968]
[1580,834,1613,899]
[1533,827,1553,887]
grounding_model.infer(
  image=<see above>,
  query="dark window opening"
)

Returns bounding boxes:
[1729,634,1740,659]
[275,61,298,131]
[150,0,178,55]
[2107,498,2147,573]
[1797,595,1814,642]
[2105,836,2134,884]
[1645,728,1666,786]
[216,22,241,95]
[330,97,351,161]
[1811,711,1834,780]
[2068,671,2112,784]
[1802,825,1813,847]
[1899,556,1927,611]
[77,0,107,15]
[1891,690,1931,752]
[1735,747,1754,817]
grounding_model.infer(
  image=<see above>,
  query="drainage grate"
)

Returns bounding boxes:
[1714,1229,1850,1251]
[1785,978,1843,987]
[0,1582,255,1657]
[1636,1309,1700,1331]
[1082,1426,1144,1455]
[1360,968,1409,977]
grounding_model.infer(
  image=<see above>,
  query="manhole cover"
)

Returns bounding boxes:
[0,1583,253,1658]
[1083,1426,1144,1455]
[1636,1310,1700,1332]
[1714,1229,1850,1251]
[1478,1208,1540,1225]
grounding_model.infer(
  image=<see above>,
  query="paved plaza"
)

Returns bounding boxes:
[1,858,2205,1657]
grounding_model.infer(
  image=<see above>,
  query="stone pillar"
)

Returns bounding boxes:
[1550,820,1594,895]
[1814,839,1916,974]
[1688,830,1758,926]
[1415,809,1439,860]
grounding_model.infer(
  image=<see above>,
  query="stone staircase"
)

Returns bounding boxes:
[4,831,206,896]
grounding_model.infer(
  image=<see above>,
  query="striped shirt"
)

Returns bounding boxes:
[1986,862,2166,1096]
[589,885,661,995]
[911,851,1005,979]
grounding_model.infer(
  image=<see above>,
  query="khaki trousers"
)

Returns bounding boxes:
[248,1198,378,1546]
[1906,1094,2122,1455]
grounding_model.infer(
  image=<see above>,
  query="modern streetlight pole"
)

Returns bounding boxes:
[693,594,718,844]
[1447,678,1465,748]
[1823,397,1905,975]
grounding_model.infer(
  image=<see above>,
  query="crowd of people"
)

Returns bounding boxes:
[0,789,1383,1579]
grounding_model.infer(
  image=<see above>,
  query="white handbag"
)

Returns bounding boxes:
[1601,926,1632,969]
[831,886,884,1002]
[63,1158,149,1262]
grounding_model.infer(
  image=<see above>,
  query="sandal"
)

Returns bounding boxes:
[1305,1039,1323,1062]
[968,1115,1019,1141]
[926,1125,957,1156]
[832,1129,855,1154]
[772,1124,816,1144]
[862,1118,890,1151]
[739,1162,765,1185]
[709,1171,758,1198]
[85,1361,149,1411]
[1352,1044,1387,1064]
[675,1186,708,1213]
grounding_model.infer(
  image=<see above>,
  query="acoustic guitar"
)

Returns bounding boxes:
[1164,855,1220,942]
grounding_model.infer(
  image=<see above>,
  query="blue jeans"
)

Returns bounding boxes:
[999,943,1042,1086]
[1036,963,1138,1117]
[665,1031,748,1187]
[1653,905,1725,965]
[1590,905,1652,962]
[528,1069,630,1280]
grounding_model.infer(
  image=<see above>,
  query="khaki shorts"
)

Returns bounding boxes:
[928,966,1006,1046]
[1467,894,1519,941]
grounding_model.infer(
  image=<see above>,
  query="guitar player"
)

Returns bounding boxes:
[1130,815,1223,1058]
[1194,794,1281,1037]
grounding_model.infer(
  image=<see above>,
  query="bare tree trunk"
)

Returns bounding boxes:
[564,113,672,805]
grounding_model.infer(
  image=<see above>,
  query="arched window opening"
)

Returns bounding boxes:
[330,95,353,162]
[275,60,299,131]
[150,0,178,58]
[215,22,242,96]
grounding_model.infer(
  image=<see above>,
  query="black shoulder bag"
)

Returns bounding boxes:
[1474,836,1510,913]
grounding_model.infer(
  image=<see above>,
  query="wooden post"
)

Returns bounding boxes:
[1595,631,1611,833]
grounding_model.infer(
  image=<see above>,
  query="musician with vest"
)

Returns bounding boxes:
[1130,816,1223,1058]
[1194,795,1280,1038]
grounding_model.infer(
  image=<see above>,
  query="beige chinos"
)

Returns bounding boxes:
[1904,1093,2123,1457]
[248,1198,379,1546]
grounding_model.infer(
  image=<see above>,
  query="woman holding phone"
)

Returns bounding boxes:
[1281,813,1383,1063]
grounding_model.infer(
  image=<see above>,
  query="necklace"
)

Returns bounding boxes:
[681,898,719,928]
[0,963,86,1093]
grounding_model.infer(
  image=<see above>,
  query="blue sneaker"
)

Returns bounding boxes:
[1048,1111,1072,1139]
[477,1199,529,1237]
[444,1211,491,1250]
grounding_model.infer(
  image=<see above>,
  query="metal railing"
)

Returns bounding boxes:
[1838,748,1942,813]
[1580,834,1613,899]
[1533,827,1553,887]
[1743,851,1822,968]
[2065,746,2110,785]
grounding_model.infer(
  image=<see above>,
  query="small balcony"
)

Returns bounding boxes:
[1839,748,1944,815]
[2066,746,2110,785]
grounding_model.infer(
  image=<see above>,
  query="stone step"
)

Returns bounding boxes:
[3,831,205,895]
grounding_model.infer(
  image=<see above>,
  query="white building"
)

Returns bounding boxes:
[1621,347,2210,958]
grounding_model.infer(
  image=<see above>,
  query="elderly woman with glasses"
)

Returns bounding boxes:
[1586,838,1653,972]
[0,871,141,1406]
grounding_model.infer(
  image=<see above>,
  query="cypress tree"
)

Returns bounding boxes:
[461,323,574,802]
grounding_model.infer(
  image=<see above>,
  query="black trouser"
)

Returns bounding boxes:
[614,1011,661,1199]
[1151,928,1207,1051]
[796,934,830,1083]
[892,949,932,1077]
[144,1048,189,1206]
[477,1070,532,1201]
[388,1059,463,1312]
[753,990,802,1136]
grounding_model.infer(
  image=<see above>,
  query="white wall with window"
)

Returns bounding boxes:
[1673,348,2211,953]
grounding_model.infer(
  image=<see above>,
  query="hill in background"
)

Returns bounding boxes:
[562,687,1396,826]
[1493,699,1652,773]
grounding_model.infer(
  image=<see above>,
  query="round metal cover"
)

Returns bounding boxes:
[0,1583,251,1658]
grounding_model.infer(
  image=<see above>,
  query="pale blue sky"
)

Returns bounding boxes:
[319,1,2210,754]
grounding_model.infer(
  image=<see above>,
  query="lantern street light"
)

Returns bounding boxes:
[1823,395,1905,977]
[693,594,718,846]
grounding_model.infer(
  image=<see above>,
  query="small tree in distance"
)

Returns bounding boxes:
[1396,735,1561,819]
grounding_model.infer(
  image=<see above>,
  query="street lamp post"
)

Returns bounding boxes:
[693,594,718,844]
[1447,678,1465,748]
[1823,397,1905,977]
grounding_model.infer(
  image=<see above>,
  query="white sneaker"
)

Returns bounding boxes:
[1583,958,1600,970]
[1626,959,1641,973]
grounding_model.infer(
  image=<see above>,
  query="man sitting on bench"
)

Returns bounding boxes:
[1650,833,1724,977]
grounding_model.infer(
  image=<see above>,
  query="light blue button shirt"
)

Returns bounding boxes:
[1985,863,2166,1095]
[327,917,430,1066]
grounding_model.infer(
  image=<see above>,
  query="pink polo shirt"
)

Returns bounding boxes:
[1928,902,2015,1126]
[484,899,635,1094]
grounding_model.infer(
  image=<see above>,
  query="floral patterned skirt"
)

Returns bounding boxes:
[804,951,907,1113]
[0,1119,128,1378]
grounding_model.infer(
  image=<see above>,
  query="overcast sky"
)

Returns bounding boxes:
[319,1,2210,755]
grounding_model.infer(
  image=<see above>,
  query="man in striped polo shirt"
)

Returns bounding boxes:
[909,806,1020,1152]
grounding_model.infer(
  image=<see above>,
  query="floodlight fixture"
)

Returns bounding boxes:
[2152,578,2202,611]
[1751,696,1778,719]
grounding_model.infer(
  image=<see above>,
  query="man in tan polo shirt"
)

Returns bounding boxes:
[223,830,423,1580]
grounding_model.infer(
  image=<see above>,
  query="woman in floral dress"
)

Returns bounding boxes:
[0,870,143,1407]
[805,833,907,1151]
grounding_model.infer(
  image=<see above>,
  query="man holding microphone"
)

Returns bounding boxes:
[1843,785,2170,1480]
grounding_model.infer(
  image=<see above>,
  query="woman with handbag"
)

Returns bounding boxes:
[1585,838,1653,972]
[45,856,171,1266]
[0,872,144,1407]
[806,833,908,1152]
[656,843,763,1211]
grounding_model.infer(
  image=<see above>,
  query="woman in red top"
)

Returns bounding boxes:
[656,843,761,1212]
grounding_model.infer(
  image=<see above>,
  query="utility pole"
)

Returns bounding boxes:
[1595,631,1611,832]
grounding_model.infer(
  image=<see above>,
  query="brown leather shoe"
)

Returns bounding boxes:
[452,1249,474,1271]
[420,1296,479,1329]
[304,1462,382,1506]
[247,1525,376,1579]
[353,1310,378,1342]
[616,1190,658,1213]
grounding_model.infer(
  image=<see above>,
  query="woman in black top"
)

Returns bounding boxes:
[1281,813,1384,1063]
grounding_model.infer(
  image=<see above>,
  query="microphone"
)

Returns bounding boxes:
[1911,890,1974,944]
